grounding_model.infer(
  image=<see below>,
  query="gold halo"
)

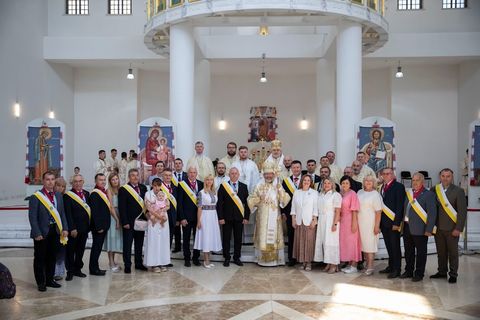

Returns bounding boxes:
[148,127,162,138]
[369,127,384,140]
[39,127,52,139]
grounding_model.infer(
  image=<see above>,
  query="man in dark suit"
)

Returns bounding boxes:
[281,160,302,266]
[378,167,405,279]
[64,174,90,281]
[119,168,148,273]
[172,158,188,253]
[217,167,250,267]
[430,168,467,283]
[343,166,362,192]
[29,171,69,292]
[178,166,203,267]
[315,166,340,193]
[161,168,178,250]
[303,159,321,184]
[401,172,437,282]
[88,173,111,276]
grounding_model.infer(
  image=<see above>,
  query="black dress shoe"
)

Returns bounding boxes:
[233,259,244,266]
[184,260,191,267]
[46,281,62,288]
[223,260,230,267]
[287,260,296,267]
[38,285,47,292]
[65,273,74,281]
[192,260,201,266]
[387,271,401,279]
[90,270,106,276]
[379,267,392,274]
[135,265,148,271]
[448,276,457,283]
[165,263,174,267]
[124,267,131,274]
[412,275,423,282]
[74,271,87,278]
[400,271,413,279]
[430,273,447,279]
[357,262,365,271]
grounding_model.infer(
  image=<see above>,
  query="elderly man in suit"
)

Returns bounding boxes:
[217,167,250,267]
[430,168,467,283]
[378,167,406,279]
[29,171,69,292]
[401,172,437,282]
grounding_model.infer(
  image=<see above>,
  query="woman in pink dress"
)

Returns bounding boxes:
[339,175,362,274]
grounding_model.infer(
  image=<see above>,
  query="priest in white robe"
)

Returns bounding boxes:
[248,162,290,266]
[94,150,109,175]
[186,141,214,182]
[219,142,239,172]
[326,151,343,184]
[231,146,260,194]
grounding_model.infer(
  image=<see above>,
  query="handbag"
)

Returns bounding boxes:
[133,212,148,232]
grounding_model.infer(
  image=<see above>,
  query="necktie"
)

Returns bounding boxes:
[293,177,299,187]
[177,173,182,181]
[133,185,140,194]
[48,192,55,204]
[233,182,237,193]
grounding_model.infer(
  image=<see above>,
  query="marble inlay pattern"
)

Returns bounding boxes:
[0,248,479,320]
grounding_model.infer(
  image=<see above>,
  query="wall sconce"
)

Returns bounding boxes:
[259,26,269,36]
[49,109,55,119]
[300,118,308,130]
[218,119,226,130]
[13,102,21,118]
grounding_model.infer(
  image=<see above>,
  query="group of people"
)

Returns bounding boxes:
[28,139,467,293]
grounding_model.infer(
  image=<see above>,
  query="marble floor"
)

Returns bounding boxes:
[1,248,479,320]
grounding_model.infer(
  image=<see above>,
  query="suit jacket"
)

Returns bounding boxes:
[88,191,111,232]
[301,171,321,184]
[118,183,147,226]
[351,180,363,193]
[216,181,250,221]
[29,191,68,239]
[403,188,437,236]
[177,180,203,222]
[280,176,300,215]
[380,180,405,228]
[173,171,188,182]
[431,184,467,232]
[64,189,91,233]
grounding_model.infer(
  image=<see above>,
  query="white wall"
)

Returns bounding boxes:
[363,68,391,119]
[0,0,74,200]
[73,67,138,185]
[391,65,459,184]
[137,69,170,121]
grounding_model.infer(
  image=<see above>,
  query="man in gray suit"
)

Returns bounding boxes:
[29,171,68,292]
[430,168,467,283]
[400,172,437,282]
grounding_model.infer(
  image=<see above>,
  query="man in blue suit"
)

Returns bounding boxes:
[29,171,69,292]
[401,172,437,282]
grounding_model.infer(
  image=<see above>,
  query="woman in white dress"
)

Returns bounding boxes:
[144,178,171,272]
[357,175,383,275]
[194,175,222,268]
[291,175,318,271]
[314,177,342,274]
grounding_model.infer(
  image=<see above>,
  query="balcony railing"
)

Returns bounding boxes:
[146,0,385,21]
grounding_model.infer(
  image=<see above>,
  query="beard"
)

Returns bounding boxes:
[227,151,236,157]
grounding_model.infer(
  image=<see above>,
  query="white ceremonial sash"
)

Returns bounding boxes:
[222,182,244,217]
[33,191,68,245]
[66,191,91,220]
[91,189,112,211]
[435,184,458,223]
[122,184,145,212]
[406,189,436,234]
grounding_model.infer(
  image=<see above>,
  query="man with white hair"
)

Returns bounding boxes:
[186,141,214,182]
[356,151,376,179]
[401,172,437,282]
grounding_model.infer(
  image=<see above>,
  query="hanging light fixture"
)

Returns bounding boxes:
[13,101,21,118]
[48,108,55,119]
[395,61,404,78]
[259,53,267,83]
[127,63,135,80]
[300,117,308,130]
[259,25,269,36]
[218,114,226,130]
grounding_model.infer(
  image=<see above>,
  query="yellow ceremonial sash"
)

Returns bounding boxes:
[283,177,296,194]
[122,184,145,212]
[435,184,458,223]
[91,189,112,211]
[406,189,428,224]
[382,202,396,221]
[66,191,91,220]
[160,184,177,210]
[33,192,68,245]
[179,181,198,206]
[171,174,179,187]
[222,181,245,217]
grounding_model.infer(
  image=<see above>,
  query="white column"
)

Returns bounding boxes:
[316,58,336,156]
[336,21,362,168]
[194,59,211,156]
[169,23,195,162]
